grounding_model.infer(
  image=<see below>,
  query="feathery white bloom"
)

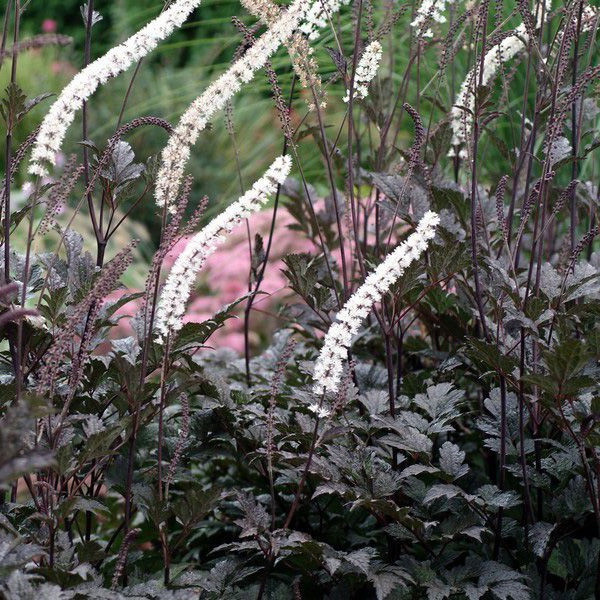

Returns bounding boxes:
[449,28,527,157]
[307,403,332,419]
[155,155,291,341]
[411,0,452,38]
[313,211,440,394]
[155,0,348,212]
[343,41,382,103]
[28,0,201,177]
[449,1,554,158]
[299,0,351,40]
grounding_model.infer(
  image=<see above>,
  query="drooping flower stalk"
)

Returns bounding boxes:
[242,0,347,110]
[154,155,292,341]
[154,0,347,212]
[411,0,453,39]
[313,211,440,395]
[28,0,201,177]
[449,26,530,158]
[342,40,382,103]
[449,0,558,158]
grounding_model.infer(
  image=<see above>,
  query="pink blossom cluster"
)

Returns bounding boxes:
[163,208,315,351]
[107,207,315,352]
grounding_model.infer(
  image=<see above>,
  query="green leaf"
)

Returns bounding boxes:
[77,425,123,464]
[172,295,250,352]
[56,496,110,520]
[423,483,468,504]
[465,337,518,375]
[529,521,555,558]
[0,82,26,129]
[172,487,220,529]
[104,291,144,318]
[17,92,54,121]
[544,338,590,395]
[431,185,468,221]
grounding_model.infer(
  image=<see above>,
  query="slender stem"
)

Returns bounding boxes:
[283,415,320,530]
[493,375,507,559]
[311,87,349,300]
[0,0,14,76]
[243,76,296,385]
[469,2,489,340]
[82,0,102,261]
[570,0,584,253]
[157,334,171,502]
[346,0,366,280]
[5,0,20,389]
[116,62,142,130]
[3,0,19,285]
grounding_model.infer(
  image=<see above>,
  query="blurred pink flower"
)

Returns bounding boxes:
[51,60,74,75]
[42,19,57,33]
[106,200,412,354]
[163,207,315,352]
[105,207,315,354]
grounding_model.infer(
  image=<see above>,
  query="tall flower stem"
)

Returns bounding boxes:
[81,0,102,267]
[3,0,20,388]
[244,75,296,386]
[311,88,350,299]
[157,333,171,584]
[570,0,584,253]
[122,202,169,585]
[469,0,489,341]
[257,411,321,600]
[346,0,366,279]
[3,0,18,285]
[283,415,321,530]
[0,0,14,75]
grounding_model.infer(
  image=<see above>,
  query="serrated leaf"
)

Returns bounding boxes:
[369,564,412,599]
[78,425,122,464]
[110,336,140,366]
[423,483,466,504]
[172,295,250,352]
[529,521,555,558]
[439,441,468,479]
[345,548,376,575]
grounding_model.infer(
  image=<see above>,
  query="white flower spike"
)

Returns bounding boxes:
[411,0,452,39]
[154,155,292,341]
[313,211,440,395]
[449,0,563,158]
[29,0,202,177]
[300,0,351,40]
[155,0,349,213]
[343,40,382,103]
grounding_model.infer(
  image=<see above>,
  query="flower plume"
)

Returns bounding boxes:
[411,0,452,38]
[313,211,440,394]
[28,0,201,177]
[446,1,599,159]
[155,155,292,341]
[343,40,382,103]
[154,0,348,213]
